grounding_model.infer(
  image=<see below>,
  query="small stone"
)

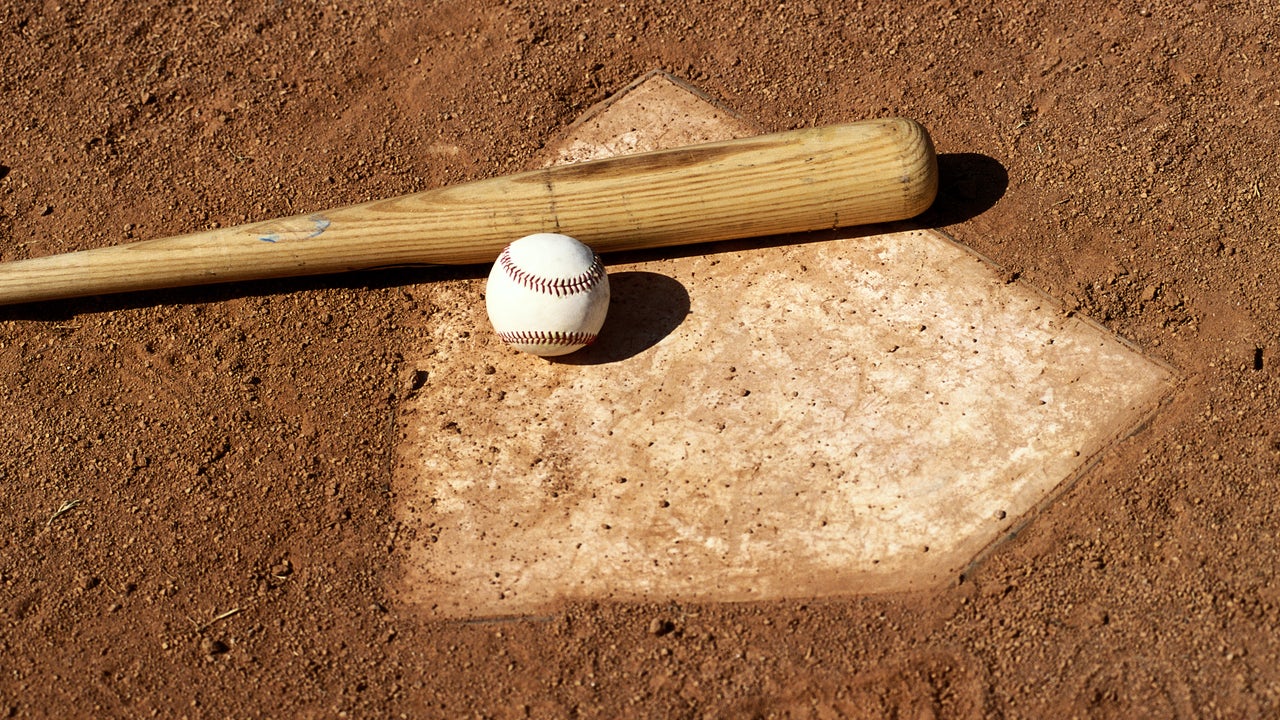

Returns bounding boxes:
[403,369,429,394]
[200,637,229,655]
[648,618,674,637]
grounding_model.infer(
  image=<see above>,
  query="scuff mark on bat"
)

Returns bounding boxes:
[258,215,332,243]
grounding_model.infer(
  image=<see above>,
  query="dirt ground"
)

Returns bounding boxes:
[1,0,1278,717]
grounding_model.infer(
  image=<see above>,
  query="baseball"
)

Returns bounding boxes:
[485,233,610,357]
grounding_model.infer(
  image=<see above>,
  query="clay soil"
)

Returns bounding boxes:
[2,0,1278,717]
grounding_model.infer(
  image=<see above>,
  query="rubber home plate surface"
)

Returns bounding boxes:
[393,72,1175,619]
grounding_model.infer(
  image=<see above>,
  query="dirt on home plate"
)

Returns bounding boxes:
[1,1,1278,718]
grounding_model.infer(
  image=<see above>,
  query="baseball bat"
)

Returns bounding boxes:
[0,118,936,305]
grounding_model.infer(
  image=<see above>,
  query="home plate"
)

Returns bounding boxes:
[393,72,1175,619]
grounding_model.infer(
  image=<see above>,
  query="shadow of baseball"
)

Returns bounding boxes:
[555,270,690,365]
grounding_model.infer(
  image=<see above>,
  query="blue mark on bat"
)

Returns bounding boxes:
[259,215,332,243]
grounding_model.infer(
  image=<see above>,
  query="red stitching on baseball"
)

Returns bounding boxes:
[498,250,604,298]
[498,330,597,347]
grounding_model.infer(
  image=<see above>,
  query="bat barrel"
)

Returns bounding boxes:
[0,118,936,305]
